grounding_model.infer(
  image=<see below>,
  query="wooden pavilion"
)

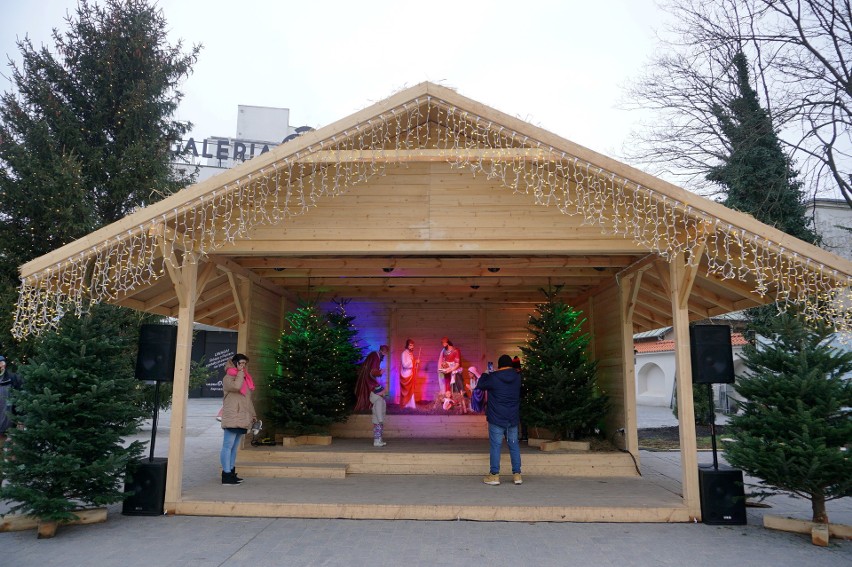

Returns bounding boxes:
[14,82,852,522]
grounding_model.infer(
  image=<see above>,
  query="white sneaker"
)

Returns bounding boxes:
[373,439,387,447]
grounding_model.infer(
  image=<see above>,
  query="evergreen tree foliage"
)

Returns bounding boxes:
[0,1,199,522]
[707,52,818,245]
[326,299,365,409]
[0,0,200,359]
[519,288,607,440]
[267,305,360,435]
[671,380,714,427]
[0,304,146,522]
[723,310,852,524]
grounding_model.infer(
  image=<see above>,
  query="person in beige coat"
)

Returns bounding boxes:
[220,354,256,485]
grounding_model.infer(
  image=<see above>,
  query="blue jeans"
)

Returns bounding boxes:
[488,422,521,475]
[220,428,244,472]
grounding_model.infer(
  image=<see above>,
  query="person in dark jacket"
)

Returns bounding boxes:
[475,354,522,486]
[0,355,23,450]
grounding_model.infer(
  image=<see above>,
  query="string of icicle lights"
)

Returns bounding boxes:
[12,95,852,338]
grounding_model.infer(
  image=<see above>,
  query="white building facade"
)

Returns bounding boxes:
[172,105,311,183]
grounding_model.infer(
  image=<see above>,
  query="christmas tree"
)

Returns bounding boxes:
[0,304,146,523]
[723,311,852,524]
[0,0,200,360]
[326,299,365,409]
[520,288,607,440]
[267,304,359,434]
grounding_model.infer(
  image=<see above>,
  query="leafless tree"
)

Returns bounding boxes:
[623,0,851,207]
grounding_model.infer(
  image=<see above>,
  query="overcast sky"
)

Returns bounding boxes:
[1,0,667,161]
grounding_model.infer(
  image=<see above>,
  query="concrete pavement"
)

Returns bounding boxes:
[2,399,850,567]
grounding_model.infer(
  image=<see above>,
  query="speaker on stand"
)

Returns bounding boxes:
[123,324,177,516]
[689,325,746,525]
[122,458,168,516]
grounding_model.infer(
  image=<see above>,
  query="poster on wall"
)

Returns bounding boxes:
[190,329,237,398]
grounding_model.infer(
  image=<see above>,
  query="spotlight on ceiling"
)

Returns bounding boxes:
[274,267,285,272]
[382,267,395,273]
[470,285,480,290]
[487,267,500,273]
[593,267,606,272]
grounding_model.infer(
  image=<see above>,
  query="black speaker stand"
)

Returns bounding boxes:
[707,383,719,470]
[148,380,161,462]
[123,380,168,516]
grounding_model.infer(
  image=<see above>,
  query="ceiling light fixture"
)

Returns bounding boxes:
[487,267,500,273]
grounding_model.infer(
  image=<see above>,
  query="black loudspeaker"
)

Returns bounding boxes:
[136,324,177,382]
[690,325,735,384]
[122,458,168,516]
[698,466,747,525]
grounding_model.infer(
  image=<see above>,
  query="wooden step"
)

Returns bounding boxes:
[237,439,639,477]
[237,462,348,479]
[331,414,488,438]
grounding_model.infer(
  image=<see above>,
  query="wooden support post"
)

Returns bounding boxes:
[163,259,198,513]
[668,253,701,520]
[478,306,487,373]
[619,272,643,456]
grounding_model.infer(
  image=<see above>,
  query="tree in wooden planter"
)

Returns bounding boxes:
[0,304,146,531]
[267,304,361,435]
[723,310,852,524]
[519,288,608,440]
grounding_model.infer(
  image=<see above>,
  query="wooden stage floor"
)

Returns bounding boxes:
[175,439,691,523]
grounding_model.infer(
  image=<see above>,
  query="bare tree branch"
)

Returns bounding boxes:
[622,0,852,207]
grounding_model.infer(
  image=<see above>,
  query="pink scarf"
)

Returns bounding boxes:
[226,366,255,396]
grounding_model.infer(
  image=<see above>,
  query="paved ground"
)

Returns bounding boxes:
[2,399,850,567]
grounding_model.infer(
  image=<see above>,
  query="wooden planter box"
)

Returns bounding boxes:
[763,514,852,546]
[0,507,107,538]
[275,434,333,447]
[528,438,591,452]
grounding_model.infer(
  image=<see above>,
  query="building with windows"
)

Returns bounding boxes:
[172,105,312,183]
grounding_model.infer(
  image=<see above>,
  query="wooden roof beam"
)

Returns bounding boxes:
[615,253,660,281]
[207,255,290,299]
[194,296,237,322]
[115,297,172,318]
[294,148,562,163]
[632,304,669,329]
[274,276,604,288]
[234,255,637,270]
[640,283,719,320]
[253,267,618,279]
[632,311,661,332]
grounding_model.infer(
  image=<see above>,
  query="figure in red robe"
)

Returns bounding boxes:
[355,345,389,411]
[439,341,461,394]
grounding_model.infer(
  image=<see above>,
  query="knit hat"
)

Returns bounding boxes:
[498,354,514,369]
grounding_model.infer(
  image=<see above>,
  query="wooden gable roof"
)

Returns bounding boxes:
[13,82,852,337]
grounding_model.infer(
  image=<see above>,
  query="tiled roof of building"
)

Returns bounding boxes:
[634,333,748,354]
